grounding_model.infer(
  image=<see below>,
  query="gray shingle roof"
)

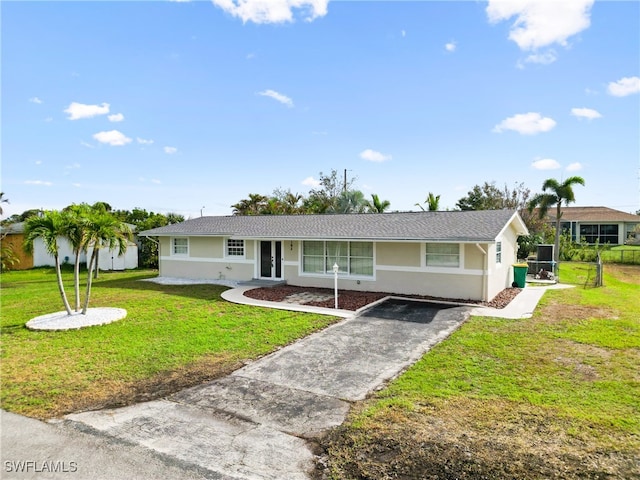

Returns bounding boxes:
[140,210,525,242]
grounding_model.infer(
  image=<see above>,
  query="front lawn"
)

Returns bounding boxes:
[0,268,338,419]
[322,264,640,479]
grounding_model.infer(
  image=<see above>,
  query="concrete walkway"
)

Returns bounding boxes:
[2,283,559,480]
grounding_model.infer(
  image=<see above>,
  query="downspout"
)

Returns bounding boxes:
[475,243,488,302]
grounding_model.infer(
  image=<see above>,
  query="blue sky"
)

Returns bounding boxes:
[2,0,639,219]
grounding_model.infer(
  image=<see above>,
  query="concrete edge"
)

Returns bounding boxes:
[221,286,354,318]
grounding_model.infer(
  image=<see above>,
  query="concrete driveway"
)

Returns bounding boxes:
[2,298,469,480]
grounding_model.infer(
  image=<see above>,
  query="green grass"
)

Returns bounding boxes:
[326,264,640,478]
[1,267,338,418]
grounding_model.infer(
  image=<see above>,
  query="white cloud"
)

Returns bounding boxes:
[301,176,320,187]
[35,160,42,165]
[531,158,561,170]
[92,130,132,146]
[445,41,456,52]
[486,0,594,51]
[566,162,583,172]
[108,113,124,122]
[519,50,557,67]
[570,107,601,120]
[607,76,640,97]
[29,97,43,104]
[80,141,95,149]
[25,180,53,186]
[65,163,81,170]
[492,112,556,135]
[211,0,329,24]
[164,146,178,154]
[360,149,392,163]
[401,30,406,38]
[137,137,154,145]
[64,102,110,120]
[151,179,162,184]
[258,89,294,107]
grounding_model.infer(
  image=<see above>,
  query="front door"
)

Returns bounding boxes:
[260,241,282,279]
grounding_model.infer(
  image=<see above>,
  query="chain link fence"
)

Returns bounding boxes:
[558,259,603,288]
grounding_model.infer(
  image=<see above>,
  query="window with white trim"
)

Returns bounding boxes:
[425,243,459,267]
[172,237,188,255]
[226,239,244,256]
[302,241,373,276]
[496,241,502,264]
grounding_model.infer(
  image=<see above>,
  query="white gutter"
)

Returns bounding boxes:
[475,243,488,302]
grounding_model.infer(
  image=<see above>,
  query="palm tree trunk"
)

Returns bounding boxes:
[55,255,73,316]
[73,250,81,312]
[554,202,562,272]
[82,249,98,314]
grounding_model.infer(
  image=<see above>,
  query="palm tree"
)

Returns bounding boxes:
[0,192,8,215]
[416,192,440,211]
[24,211,74,315]
[62,204,92,311]
[368,193,391,213]
[528,176,585,266]
[333,190,368,213]
[82,211,132,314]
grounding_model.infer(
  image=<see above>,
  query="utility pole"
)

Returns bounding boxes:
[344,169,347,193]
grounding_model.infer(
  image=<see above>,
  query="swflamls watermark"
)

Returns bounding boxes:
[4,460,78,473]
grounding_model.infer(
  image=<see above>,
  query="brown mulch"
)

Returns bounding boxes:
[243,285,522,311]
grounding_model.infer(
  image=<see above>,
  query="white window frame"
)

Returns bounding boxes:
[301,240,374,277]
[226,239,245,257]
[496,241,502,264]
[172,237,189,256]
[425,243,460,269]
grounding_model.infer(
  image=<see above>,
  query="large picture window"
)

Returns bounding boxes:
[302,241,373,276]
[226,239,244,256]
[426,243,459,267]
[172,237,188,255]
[579,224,619,244]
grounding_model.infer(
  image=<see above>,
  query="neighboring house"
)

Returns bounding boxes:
[140,210,528,302]
[543,206,640,245]
[0,222,138,271]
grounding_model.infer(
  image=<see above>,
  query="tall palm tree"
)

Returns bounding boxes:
[0,192,9,215]
[528,176,585,266]
[23,210,73,315]
[416,192,440,211]
[368,193,391,213]
[333,190,368,213]
[82,211,132,314]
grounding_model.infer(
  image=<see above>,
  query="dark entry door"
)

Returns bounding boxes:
[260,241,282,279]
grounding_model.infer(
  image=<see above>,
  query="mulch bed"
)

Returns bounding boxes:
[243,285,521,311]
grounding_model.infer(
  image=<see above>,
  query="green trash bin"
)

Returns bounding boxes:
[512,263,528,288]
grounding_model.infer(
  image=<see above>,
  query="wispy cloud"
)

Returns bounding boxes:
[360,149,392,163]
[445,41,456,52]
[80,141,95,149]
[607,76,640,97]
[486,0,594,51]
[29,97,43,104]
[108,113,124,122]
[65,102,110,120]
[164,146,178,154]
[531,158,561,170]
[258,89,294,107]
[301,176,320,187]
[137,137,154,145]
[25,180,53,186]
[93,130,132,146]
[570,107,602,120]
[211,0,329,24]
[566,162,583,172]
[517,50,557,68]
[493,112,556,135]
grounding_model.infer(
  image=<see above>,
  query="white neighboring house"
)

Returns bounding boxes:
[4,222,138,271]
[140,210,528,302]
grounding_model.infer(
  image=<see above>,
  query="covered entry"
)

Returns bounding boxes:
[260,241,282,280]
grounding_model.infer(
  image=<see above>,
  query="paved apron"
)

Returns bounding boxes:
[62,299,469,480]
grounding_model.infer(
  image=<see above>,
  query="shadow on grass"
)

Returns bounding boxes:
[94,273,233,302]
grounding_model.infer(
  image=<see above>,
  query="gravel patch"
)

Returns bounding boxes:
[26,308,127,331]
